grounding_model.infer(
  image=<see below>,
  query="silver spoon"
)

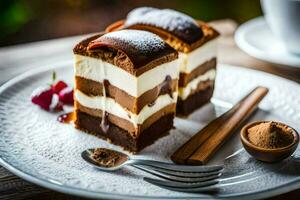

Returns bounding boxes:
[82,148,223,191]
[81,148,223,174]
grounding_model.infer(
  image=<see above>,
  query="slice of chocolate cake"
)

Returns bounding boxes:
[73,30,179,152]
[106,7,219,116]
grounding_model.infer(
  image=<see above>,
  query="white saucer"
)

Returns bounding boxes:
[235,17,300,68]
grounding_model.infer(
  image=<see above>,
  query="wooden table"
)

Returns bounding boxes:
[0,20,299,200]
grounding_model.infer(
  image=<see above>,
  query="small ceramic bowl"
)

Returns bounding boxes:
[240,121,299,162]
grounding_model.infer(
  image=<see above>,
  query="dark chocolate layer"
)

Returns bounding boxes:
[179,58,216,87]
[75,76,177,114]
[75,30,178,76]
[75,111,174,153]
[177,81,214,116]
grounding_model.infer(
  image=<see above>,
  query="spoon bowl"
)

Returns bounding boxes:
[81,148,130,171]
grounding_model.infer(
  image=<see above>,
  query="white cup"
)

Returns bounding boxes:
[261,0,300,55]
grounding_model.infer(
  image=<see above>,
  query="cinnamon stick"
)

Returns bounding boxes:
[171,86,269,165]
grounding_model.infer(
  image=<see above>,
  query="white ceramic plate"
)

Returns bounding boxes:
[0,61,299,199]
[235,17,300,68]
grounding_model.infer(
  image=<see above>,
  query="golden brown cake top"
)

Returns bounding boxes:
[106,7,220,53]
[124,7,203,44]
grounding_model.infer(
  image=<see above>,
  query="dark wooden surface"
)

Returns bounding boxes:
[0,19,299,200]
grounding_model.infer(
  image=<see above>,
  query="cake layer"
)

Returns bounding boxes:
[123,7,203,44]
[82,30,178,76]
[74,55,179,98]
[75,101,175,135]
[75,90,178,127]
[75,76,177,114]
[179,70,216,100]
[75,111,174,152]
[105,9,219,53]
[179,58,216,87]
[178,40,217,74]
[177,82,214,116]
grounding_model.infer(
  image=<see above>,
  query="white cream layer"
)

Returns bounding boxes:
[74,55,179,97]
[178,39,217,73]
[178,69,216,100]
[75,90,177,127]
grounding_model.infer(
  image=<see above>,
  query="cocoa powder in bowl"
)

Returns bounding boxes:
[247,121,294,149]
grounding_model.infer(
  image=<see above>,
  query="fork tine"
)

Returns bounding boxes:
[134,165,222,183]
[136,164,223,178]
[144,177,219,192]
[130,159,223,173]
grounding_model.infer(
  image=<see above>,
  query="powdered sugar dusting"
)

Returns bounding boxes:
[126,7,197,31]
[124,7,203,43]
[102,30,167,55]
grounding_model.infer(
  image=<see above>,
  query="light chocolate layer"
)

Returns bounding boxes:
[75,76,177,114]
[75,101,176,137]
[179,58,216,87]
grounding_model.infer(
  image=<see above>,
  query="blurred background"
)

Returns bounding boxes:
[0,0,262,47]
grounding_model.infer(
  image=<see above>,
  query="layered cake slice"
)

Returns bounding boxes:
[73,30,179,152]
[106,7,219,116]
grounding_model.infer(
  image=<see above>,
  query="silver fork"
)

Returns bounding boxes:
[82,148,223,192]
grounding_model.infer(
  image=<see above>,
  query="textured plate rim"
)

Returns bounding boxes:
[0,62,300,199]
[234,17,300,68]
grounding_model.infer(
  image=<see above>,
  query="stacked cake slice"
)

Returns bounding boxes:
[106,7,219,115]
[73,30,179,152]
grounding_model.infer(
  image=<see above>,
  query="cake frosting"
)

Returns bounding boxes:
[178,39,217,73]
[87,30,178,72]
